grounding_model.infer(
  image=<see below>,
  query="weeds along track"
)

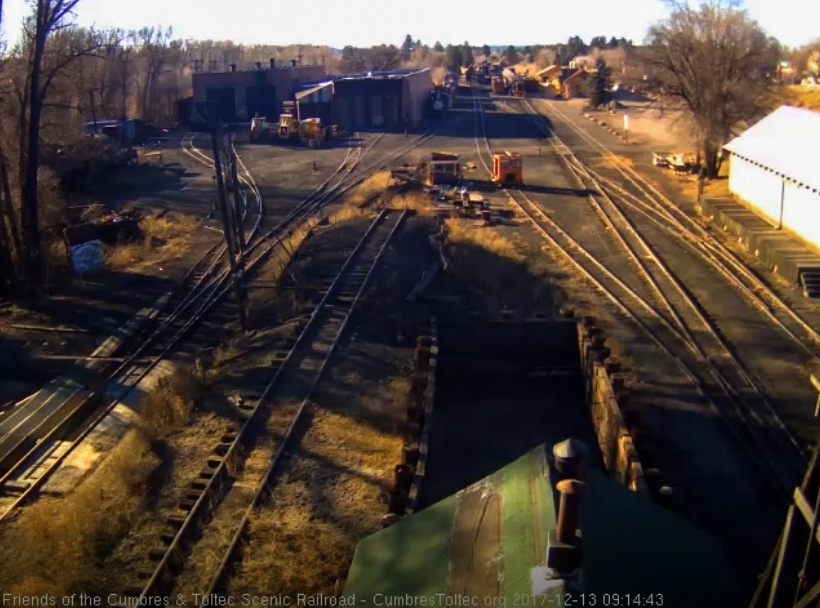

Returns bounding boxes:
[531,99,820,360]
[475,92,805,498]
[0,135,369,523]
[123,208,407,599]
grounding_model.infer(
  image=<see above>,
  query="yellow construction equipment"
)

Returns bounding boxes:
[492,151,523,186]
[278,114,300,141]
[298,118,336,147]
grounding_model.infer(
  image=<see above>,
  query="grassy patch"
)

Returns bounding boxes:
[445,217,526,263]
[234,475,355,595]
[104,211,201,272]
[230,365,409,594]
[774,85,820,112]
[0,431,159,594]
[139,366,205,438]
[392,191,436,215]
[342,171,392,208]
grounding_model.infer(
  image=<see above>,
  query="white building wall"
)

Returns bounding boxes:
[781,181,820,249]
[728,155,784,225]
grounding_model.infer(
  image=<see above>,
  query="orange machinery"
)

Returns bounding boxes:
[492,151,523,186]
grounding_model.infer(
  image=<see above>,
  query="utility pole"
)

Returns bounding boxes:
[210,123,248,330]
[223,137,243,256]
[228,134,247,254]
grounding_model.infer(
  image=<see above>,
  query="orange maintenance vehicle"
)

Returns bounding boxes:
[492,151,523,186]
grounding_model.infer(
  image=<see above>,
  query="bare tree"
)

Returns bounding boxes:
[131,26,173,123]
[644,0,779,177]
[11,0,111,291]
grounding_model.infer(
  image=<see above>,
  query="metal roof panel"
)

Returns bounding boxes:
[723,105,820,191]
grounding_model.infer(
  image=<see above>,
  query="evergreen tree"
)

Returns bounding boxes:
[482,44,491,58]
[434,41,444,52]
[607,36,619,48]
[462,41,474,67]
[401,34,413,61]
[588,57,611,107]
[504,45,518,63]
[445,45,463,70]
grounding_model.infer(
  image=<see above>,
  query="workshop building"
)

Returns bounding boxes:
[331,68,433,132]
[723,105,820,249]
[192,61,327,122]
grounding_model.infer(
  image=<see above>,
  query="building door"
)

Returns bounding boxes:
[336,97,351,132]
[205,88,237,122]
[354,95,366,130]
[385,94,399,128]
[371,95,385,128]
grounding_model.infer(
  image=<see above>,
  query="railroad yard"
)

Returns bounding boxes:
[3,72,820,605]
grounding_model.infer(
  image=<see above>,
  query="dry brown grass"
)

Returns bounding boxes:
[139,366,204,438]
[773,85,820,112]
[0,430,159,594]
[445,218,526,263]
[393,191,436,215]
[444,218,538,303]
[342,171,392,208]
[231,366,409,594]
[104,211,201,272]
[232,406,402,594]
[234,475,355,595]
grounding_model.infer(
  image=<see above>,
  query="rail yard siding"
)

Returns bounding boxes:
[578,323,647,494]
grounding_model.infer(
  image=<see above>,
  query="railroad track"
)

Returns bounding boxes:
[124,208,407,599]
[531,99,820,360]
[0,128,432,527]
[472,88,806,498]
[0,136,344,522]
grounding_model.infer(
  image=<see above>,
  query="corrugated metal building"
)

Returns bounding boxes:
[332,68,433,132]
[723,105,820,248]
[192,62,327,122]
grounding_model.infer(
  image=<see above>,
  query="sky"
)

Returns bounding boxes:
[0,0,817,50]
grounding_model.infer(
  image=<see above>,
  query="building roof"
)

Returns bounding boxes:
[343,444,742,605]
[295,81,333,100]
[333,67,430,82]
[563,69,594,84]
[723,105,820,192]
[344,444,564,601]
[537,64,562,77]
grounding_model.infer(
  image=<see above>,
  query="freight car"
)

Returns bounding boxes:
[491,76,506,95]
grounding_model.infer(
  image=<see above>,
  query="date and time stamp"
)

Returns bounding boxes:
[0,594,665,608]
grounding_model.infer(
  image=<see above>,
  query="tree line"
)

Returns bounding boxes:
[0,0,813,294]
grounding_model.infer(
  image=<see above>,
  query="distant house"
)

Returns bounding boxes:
[563,68,596,98]
[536,64,562,84]
[537,65,578,94]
